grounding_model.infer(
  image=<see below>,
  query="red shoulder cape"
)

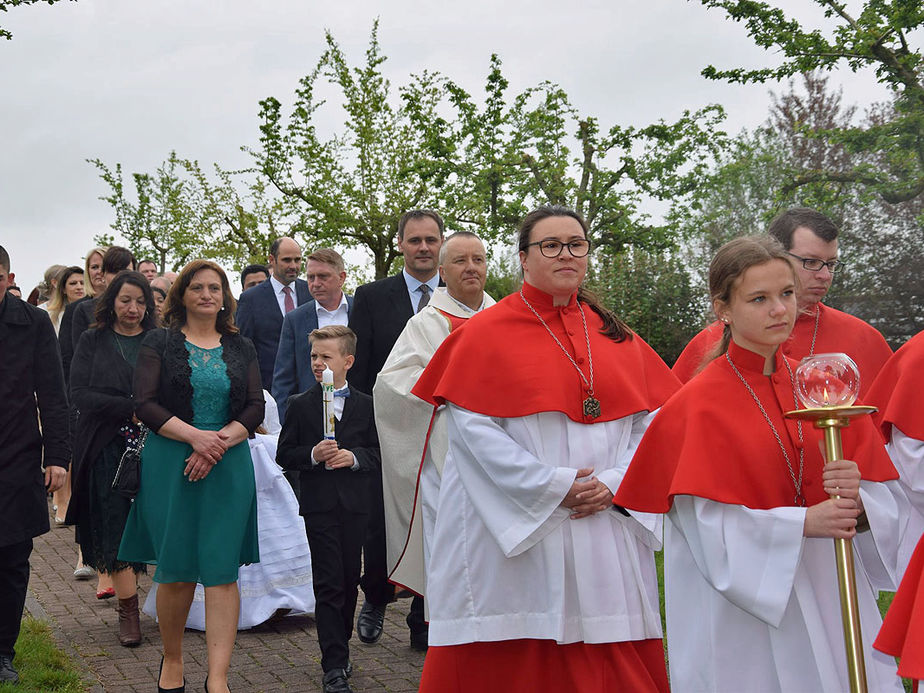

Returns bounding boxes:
[672,304,892,396]
[874,531,924,680]
[615,341,898,512]
[866,330,924,442]
[411,282,679,423]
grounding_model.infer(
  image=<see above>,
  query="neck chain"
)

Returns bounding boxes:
[808,304,819,356]
[519,289,600,418]
[112,330,137,362]
[725,351,805,506]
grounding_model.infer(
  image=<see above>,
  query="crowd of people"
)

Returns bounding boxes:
[1,203,923,693]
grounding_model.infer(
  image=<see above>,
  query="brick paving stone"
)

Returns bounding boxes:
[25,500,426,692]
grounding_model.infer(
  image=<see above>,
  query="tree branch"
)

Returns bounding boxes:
[819,0,859,31]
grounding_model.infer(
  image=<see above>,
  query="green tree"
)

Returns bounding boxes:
[590,249,706,365]
[91,153,290,272]
[181,159,292,269]
[698,0,924,204]
[250,22,444,279]
[404,55,729,253]
[0,0,74,41]
[676,72,859,279]
[677,73,924,346]
[90,153,196,272]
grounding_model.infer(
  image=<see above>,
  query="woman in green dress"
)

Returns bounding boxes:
[69,271,154,647]
[119,260,263,693]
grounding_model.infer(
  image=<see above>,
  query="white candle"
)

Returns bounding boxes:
[321,366,336,440]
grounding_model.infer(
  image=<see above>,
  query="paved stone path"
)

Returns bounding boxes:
[25,501,425,692]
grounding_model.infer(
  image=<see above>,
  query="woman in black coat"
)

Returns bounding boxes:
[67,271,156,647]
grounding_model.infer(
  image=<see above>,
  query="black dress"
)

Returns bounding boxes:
[67,328,147,574]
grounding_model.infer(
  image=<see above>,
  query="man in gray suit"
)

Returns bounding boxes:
[272,248,353,424]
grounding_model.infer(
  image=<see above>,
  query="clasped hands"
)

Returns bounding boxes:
[312,439,355,470]
[184,429,230,482]
[561,467,613,520]
[804,459,864,539]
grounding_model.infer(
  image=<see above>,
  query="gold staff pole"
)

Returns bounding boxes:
[786,351,873,693]
[786,404,876,693]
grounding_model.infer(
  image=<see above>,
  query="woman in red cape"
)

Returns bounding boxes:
[412,206,678,693]
[868,330,924,688]
[614,236,902,692]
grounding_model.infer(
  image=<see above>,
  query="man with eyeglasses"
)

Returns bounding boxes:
[673,207,892,395]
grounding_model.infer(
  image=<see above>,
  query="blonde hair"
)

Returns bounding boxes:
[46,266,84,326]
[309,325,357,356]
[83,247,107,297]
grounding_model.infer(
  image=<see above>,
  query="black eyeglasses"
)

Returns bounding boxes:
[787,252,842,273]
[526,238,592,258]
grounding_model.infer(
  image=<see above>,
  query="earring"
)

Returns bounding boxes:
[219,306,225,312]
[721,317,729,324]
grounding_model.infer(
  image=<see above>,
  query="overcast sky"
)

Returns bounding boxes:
[1,0,894,291]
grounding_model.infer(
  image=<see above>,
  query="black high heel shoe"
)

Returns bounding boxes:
[157,655,185,693]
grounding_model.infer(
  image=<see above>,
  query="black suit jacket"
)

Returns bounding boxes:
[276,384,380,515]
[235,277,310,389]
[67,327,139,526]
[58,295,93,384]
[0,295,69,546]
[349,273,443,394]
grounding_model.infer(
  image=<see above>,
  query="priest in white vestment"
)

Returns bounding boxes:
[374,232,495,603]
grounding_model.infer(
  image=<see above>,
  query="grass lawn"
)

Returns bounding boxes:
[0,618,87,693]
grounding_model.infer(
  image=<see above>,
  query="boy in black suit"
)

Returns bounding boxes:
[277,325,379,693]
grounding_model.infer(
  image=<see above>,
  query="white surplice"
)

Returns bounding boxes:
[426,404,663,646]
[665,483,905,693]
[888,427,924,576]
[374,287,495,597]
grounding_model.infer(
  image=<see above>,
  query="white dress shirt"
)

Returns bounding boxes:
[270,276,298,315]
[316,292,349,328]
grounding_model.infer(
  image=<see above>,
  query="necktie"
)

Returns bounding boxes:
[416,284,431,313]
[282,285,295,313]
[334,387,350,398]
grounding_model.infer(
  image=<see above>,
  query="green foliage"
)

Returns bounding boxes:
[677,72,924,347]
[699,0,924,205]
[250,21,443,279]
[0,0,75,41]
[90,153,289,273]
[483,250,521,301]
[589,248,706,365]
[674,73,859,282]
[405,55,729,254]
[90,153,193,272]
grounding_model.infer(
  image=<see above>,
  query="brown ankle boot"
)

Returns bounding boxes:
[117,594,141,647]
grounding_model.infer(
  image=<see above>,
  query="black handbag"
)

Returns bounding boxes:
[112,426,148,499]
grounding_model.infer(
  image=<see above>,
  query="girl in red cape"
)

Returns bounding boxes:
[614,236,902,692]
[868,329,924,689]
